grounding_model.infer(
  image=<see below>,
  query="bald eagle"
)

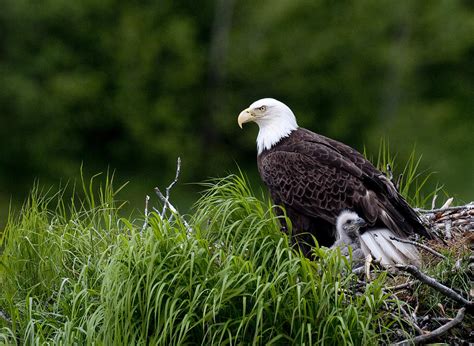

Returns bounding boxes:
[333,210,421,267]
[238,98,431,255]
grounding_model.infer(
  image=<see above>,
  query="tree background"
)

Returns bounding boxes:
[1,0,473,227]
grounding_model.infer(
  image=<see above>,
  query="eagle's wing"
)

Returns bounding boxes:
[259,148,372,223]
[259,141,422,238]
[306,133,429,238]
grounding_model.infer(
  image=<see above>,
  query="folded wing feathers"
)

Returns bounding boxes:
[360,232,392,265]
[360,229,421,267]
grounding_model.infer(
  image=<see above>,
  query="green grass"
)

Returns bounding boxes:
[1,173,403,345]
[0,152,471,344]
[366,139,443,207]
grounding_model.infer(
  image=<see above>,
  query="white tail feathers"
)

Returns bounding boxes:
[360,229,421,267]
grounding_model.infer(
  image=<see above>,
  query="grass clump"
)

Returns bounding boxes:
[1,173,399,345]
[0,174,126,344]
[367,139,442,207]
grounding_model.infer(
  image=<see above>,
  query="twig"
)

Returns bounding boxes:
[144,156,192,235]
[415,203,474,214]
[161,157,182,217]
[387,281,415,291]
[389,236,446,259]
[154,187,193,234]
[141,195,150,233]
[394,265,474,311]
[444,220,452,240]
[398,303,424,336]
[431,194,437,210]
[393,308,465,345]
[435,209,474,221]
[380,290,424,336]
[365,254,372,281]
[417,316,456,324]
[155,188,177,213]
[411,298,419,327]
[439,197,453,210]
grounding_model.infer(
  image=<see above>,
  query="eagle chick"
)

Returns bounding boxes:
[333,210,421,267]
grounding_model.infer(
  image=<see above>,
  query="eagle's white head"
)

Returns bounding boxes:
[238,98,298,154]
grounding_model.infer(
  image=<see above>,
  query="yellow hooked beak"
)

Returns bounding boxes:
[237,108,254,129]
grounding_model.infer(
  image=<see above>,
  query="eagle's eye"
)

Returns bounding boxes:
[258,106,266,112]
[347,220,353,224]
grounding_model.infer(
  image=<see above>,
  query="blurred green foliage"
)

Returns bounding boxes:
[1,0,473,224]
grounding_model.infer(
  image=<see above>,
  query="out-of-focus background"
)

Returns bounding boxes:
[1,0,473,227]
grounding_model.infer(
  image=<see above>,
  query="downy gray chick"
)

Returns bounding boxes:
[333,210,421,267]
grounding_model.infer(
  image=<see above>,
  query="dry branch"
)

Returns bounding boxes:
[416,201,473,237]
[386,281,415,291]
[365,254,373,281]
[389,236,446,259]
[416,203,473,214]
[395,265,474,311]
[393,308,466,345]
[398,303,424,336]
[142,156,193,234]
[161,157,181,217]
[141,195,150,233]
[154,187,193,234]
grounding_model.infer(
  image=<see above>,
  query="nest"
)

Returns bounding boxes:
[417,201,474,239]
[358,196,474,344]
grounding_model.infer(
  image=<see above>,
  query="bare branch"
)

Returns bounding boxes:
[418,316,458,324]
[381,291,424,337]
[411,298,419,323]
[141,195,150,233]
[393,308,465,345]
[397,302,424,336]
[431,194,437,210]
[444,220,452,240]
[386,281,415,291]
[352,266,365,275]
[142,156,192,235]
[155,187,178,214]
[394,265,474,311]
[389,236,446,259]
[161,157,181,216]
[415,202,473,214]
[154,187,193,234]
[435,208,474,222]
[439,197,453,210]
[365,254,373,281]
